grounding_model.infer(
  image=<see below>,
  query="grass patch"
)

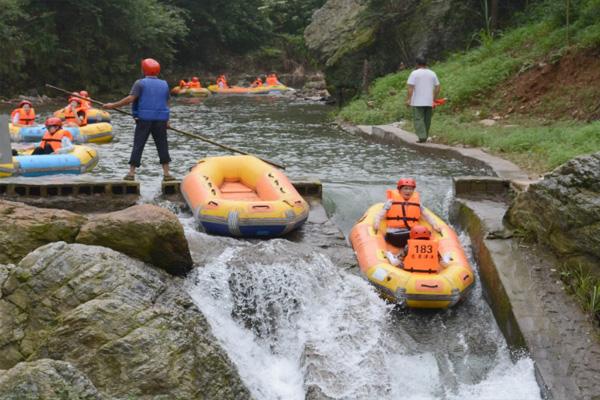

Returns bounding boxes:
[559,264,600,327]
[337,3,600,174]
[428,115,600,173]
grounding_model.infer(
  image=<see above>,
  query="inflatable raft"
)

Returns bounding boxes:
[54,107,111,124]
[9,122,113,144]
[349,204,474,309]
[207,84,292,95]
[0,145,98,178]
[171,87,211,97]
[181,155,309,237]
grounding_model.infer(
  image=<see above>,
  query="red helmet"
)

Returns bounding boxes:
[410,225,431,240]
[80,90,89,97]
[19,100,32,107]
[397,178,416,189]
[192,76,199,82]
[141,58,160,76]
[68,96,82,104]
[45,117,63,128]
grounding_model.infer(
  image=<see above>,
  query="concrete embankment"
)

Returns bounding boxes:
[348,123,600,400]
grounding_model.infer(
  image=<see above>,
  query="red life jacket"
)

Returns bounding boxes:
[404,238,441,272]
[11,108,36,125]
[40,129,74,152]
[385,190,421,229]
[188,81,201,88]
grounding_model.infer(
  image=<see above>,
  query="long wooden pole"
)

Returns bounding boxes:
[45,84,286,169]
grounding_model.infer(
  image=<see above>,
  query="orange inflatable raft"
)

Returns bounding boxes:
[349,203,474,308]
[181,155,309,237]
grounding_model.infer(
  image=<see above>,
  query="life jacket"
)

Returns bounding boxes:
[80,99,91,110]
[266,75,279,86]
[39,129,74,152]
[11,108,36,125]
[403,238,441,272]
[188,81,201,88]
[385,190,421,229]
[63,106,88,126]
[132,77,170,121]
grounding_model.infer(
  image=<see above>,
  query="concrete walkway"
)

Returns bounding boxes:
[351,123,536,188]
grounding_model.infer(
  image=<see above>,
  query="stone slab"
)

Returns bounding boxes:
[452,197,600,400]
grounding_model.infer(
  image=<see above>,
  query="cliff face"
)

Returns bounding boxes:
[304,0,494,103]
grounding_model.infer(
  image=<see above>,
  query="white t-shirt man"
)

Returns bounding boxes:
[407,68,440,107]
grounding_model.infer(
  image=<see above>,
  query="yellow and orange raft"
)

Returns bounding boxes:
[349,204,474,308]
[181,155,309,237]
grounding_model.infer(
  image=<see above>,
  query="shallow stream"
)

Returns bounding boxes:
[4,96,542,399]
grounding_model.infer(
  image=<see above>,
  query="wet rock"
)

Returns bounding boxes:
[0,242,251,399]
[0,359,104,400]
[0,200,87,264]
[76,204,193,275]
[506,152,600,275]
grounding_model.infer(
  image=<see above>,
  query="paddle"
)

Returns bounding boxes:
[45,84,286,169]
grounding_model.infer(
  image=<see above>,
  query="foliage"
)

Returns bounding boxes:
[560,264,600,325]
[0,0,325,96]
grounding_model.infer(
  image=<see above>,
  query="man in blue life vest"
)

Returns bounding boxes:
[104,58,174,181]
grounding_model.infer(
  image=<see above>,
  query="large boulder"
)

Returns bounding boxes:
[0,359,104,400]
[76,204,193,275]
[0,200,87,264]
[0,242,251,399]
[304,0,522,103]
[506,152,600,275]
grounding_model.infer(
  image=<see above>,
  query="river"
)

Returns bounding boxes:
[5,95,542,399]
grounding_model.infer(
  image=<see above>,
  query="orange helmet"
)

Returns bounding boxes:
[141,58,160,76]
[192,76,199,82]
[45,117,63,128]
[397,178,416,189]
[19,100,32,107]
[80,90,89,97]
[68,96,82,104]
[410,225,431,240]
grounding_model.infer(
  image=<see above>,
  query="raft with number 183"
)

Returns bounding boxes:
[349,203,474,309]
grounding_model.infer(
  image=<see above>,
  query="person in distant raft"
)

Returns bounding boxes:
[406,56,441,143]
[11,100,36,126]
[251,77,263,87]
[79,90,92,110]
[188,77,202,88]
[265,73,281,86]
[31,117,74,155]
[62,97,88,127]
[373,178,441,249]
[104,58,174,181]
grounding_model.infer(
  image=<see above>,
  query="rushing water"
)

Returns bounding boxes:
[4,96,541,399]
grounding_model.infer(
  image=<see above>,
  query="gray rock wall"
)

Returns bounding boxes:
[305,0,522,103]
[506,152,600,276]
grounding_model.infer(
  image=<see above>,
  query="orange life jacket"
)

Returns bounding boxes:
[39,129,74,152]
[385,190,421,229]
[80,99,91,110]
[63,106,88,126]
[404,238,441,272]
[11,108,36,125]
[188,81,201,88]
[266,75,279,86]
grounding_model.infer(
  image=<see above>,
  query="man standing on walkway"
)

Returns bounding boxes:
[104,58,174,181]
[406,56,440,143]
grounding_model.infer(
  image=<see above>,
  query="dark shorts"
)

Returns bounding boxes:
[129,120,171,167]
[385,229,410,248]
